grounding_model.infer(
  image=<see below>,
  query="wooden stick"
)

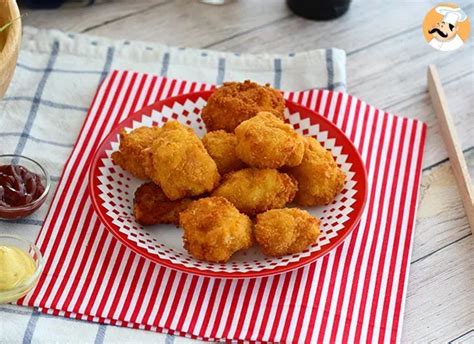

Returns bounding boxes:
[427,65,474,232]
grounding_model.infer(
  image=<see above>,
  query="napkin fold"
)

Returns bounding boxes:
[0,26,347,344]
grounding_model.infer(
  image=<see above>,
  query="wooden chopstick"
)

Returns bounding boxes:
[427,65,474,232]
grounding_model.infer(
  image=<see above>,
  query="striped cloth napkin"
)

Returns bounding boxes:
[0,27,347,343]
[7,70,426,343]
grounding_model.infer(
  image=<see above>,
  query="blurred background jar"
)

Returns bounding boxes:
[286,0,351,20]
[21,0,109,9]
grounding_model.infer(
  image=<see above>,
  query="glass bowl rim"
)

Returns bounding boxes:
[0,154,51,212]
[0,234,44,292]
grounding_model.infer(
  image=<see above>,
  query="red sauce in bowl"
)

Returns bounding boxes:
[0,165,45,208]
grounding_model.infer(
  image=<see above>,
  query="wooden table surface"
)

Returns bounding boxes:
[22,0,474,342]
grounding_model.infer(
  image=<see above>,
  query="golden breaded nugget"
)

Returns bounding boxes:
[202,130,245,175]
[133,182,192,226]
[255,208,320,256]
[201,80,285,132]
[212,168,297,216]
[179,197,253,263]
[285,137,345,206]
[111,126,161,179]
[143,121,220,200]
[235,112,305,168]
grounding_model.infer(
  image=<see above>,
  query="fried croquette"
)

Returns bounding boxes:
[179,197,253,263]
[235,112,305,169]
[212,168,297,216]
[133,182,193,226]
[111,126,161,179]
[201,80,286,132]
[255,208,320,257]
[142,121,220,200]
[285,137,345,206]
[202,130,245,174]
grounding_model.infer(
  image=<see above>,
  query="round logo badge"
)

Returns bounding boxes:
[423,3,470,51]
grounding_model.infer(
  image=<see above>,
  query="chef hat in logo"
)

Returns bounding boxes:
[436,6,468,25]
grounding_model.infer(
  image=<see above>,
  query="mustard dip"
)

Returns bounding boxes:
[0,246,36,291]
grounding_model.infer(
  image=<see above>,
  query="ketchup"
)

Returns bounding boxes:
[0,165,45,207]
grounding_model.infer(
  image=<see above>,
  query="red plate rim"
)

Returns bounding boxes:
[89,90,368,279]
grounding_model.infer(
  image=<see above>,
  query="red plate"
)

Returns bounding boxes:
[90,90,368,278]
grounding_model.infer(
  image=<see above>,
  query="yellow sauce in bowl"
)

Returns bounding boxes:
[0,245,36,291]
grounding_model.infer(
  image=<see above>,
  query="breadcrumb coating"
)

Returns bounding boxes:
[143,121,220,200]
[180,197,253,263]
[111,126,161,179]
[235,111,305,168]
[202,130,245,174]
[212,168,297,216]
[255,208,320,257]
[285,137,345,206]
[133,182,192,226]
[201,80,285,132]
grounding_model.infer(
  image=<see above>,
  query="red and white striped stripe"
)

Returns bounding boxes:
[19,71,427,343]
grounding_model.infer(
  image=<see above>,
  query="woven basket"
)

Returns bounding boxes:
[0,0,21,100]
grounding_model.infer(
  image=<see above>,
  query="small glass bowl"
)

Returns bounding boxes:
[0,235,44,304]
[0,154,50,219]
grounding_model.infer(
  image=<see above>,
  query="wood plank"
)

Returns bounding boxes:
[347,29,473,115]
[347,39,473,176]
[21,0,170,33]
[412,149,473,262]
[208,1,472,54]
[391,72,474,169]
[450,329,474,343]
[402,235,473,342]
[84,0,291,48]
[405,155,474,341]
[206,1,433,52]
